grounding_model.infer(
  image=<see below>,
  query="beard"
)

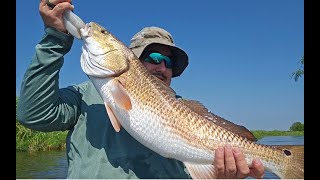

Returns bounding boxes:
[152,72,167,82]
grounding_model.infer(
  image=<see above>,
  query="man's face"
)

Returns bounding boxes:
[140,45,173,86]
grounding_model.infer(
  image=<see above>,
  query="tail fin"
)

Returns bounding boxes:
[277,145,304,179]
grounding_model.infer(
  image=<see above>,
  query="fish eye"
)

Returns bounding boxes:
[101,30,106,33]
[283,149,292,156]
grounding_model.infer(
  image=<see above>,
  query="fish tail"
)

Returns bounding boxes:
[277,145,304,179]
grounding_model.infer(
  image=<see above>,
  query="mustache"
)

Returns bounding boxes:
[152,72,167,80]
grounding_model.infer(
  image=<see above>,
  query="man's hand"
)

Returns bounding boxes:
[39,0,74,33]
[214,144,264,179]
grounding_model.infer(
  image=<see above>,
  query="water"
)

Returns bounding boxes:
[257,135,304,146]
[16,151,68,179]
[16,136,304,179]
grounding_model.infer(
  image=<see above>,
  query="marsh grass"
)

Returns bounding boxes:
[16,121,68,152]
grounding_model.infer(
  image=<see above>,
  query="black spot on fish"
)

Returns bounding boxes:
[284,149,291,156]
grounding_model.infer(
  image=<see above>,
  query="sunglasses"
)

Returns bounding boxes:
[143,52,173,69]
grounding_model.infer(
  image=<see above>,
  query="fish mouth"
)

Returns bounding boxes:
[80,23,91,38]
[80,23,120,56]
[80,22,106,38]
[88,48,120,56]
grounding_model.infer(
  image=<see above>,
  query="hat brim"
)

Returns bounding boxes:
[130,43,189,77]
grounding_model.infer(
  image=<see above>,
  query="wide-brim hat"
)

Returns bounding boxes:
[129,26,189,77]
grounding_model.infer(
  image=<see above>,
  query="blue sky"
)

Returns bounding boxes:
[16,0,304,131]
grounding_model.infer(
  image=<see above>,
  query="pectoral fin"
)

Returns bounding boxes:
[104,102,121,132]
[110,79,132,111]
[184,162,217,179]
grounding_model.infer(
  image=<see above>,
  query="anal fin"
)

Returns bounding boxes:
[184,162,217,179]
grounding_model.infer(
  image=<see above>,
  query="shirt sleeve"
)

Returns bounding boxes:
[17,26,82,132]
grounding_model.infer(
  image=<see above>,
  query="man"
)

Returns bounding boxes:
[17,0,264,178]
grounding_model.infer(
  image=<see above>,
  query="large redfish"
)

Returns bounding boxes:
[79,22,304,179]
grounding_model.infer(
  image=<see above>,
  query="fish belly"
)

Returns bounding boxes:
[114,99,214,164]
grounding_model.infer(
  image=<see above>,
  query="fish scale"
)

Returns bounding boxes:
[115,60,284,165]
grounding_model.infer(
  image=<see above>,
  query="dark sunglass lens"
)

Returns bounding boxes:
[144,52,173,69]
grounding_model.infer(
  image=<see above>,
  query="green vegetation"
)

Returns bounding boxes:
[289,122,304,131]
[292,55,304,82]
[251,121,304,139]
[251,130,304,140]
[16,121,68,152]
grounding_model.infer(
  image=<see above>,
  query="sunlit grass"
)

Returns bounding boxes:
[16,121,68,152]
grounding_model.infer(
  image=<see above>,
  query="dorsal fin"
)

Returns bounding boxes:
[181,99,257,142]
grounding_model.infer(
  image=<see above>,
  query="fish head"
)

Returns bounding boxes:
[80,22,131,78]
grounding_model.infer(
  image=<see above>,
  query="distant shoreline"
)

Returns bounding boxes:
[251,130,304,140]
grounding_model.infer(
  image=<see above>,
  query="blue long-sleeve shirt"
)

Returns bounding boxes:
[17,26,190,179]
